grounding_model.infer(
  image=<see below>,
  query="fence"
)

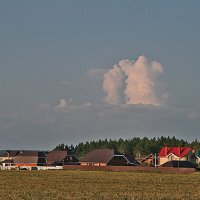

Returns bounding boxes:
[0,165,63,170]
[63,165,196,173]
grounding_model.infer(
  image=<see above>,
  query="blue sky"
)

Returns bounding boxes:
[0,1,200,149]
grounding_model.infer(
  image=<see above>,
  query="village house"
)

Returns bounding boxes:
[0,149,79,169]
[14,150,46,167]
[0,150,19,162]
[46,150,79,166]
[80,149,138,166]
[0,150,20,169]
[159,147,196,166]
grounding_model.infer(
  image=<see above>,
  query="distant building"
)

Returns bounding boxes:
[14,151,46,167]
[46,150,79,166]
[0,150,19,162]
[80,149,138,166]
[136,154,155,166]
[159,147,196,166]
[0,159,15,170]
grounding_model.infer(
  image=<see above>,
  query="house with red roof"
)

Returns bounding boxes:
[159,147,196,166]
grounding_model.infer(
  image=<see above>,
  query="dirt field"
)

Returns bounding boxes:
[0,170,199,199]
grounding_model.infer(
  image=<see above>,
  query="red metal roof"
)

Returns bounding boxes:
[159,147,191,157]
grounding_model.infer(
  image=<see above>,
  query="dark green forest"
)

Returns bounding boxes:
[54,136,200,158]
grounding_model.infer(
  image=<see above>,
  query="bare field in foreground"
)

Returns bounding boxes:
[0,170,200,200]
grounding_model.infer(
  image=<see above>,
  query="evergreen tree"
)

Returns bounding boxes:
[53,136,199,159]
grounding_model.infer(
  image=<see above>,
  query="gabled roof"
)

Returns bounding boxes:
[0,150,45,157]
[14,151,46,164]
[0,159,14,164]
[138,154,154,162]
[46,150,68,163]
[7,150,20,157]
[17,150,46,157]
[80,149,122,163]
[0,151,8,157]
[0,150,20,157]
[124,154,139,165]
[159,147,191,158]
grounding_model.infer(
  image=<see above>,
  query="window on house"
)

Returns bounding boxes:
[114,156,122,160]
[38,158,46,163]
[170,156,174,161]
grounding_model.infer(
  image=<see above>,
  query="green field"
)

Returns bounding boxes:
[0,170,200,200]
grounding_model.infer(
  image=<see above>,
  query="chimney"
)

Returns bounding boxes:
[165,147,168,155]
[192,149,195,153]
[178,147,181,156]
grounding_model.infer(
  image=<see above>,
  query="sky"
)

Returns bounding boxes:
[0,1,200,149]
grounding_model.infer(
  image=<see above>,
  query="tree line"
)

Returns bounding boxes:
[54,136,200,158]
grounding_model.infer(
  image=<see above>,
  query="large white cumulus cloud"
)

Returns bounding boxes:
[103,65,123,105]
[103,55,166,106]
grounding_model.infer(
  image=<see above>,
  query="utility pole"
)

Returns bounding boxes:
[154,153,157,167]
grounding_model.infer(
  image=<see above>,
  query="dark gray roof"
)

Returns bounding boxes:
[0,150,20,157]
[46,150,68,163]
[124,154,139,165]
[17,150,46,157]
[7,150,20,157]
[0,159,14,164]
[81,149,122,163]
[0,150,45,157]
[160,161,197,168]
[0,151,8,157]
